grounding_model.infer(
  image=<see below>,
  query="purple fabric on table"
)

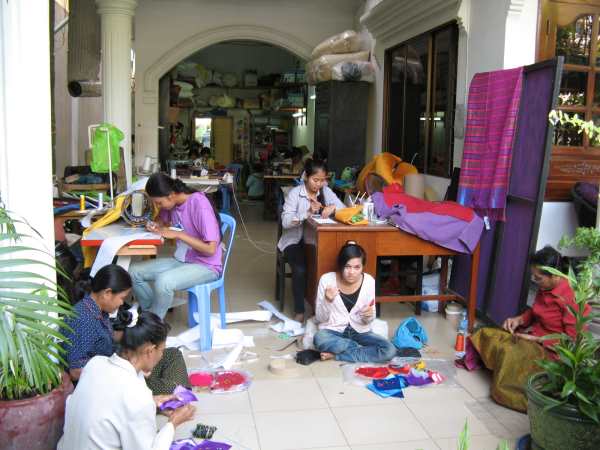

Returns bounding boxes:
[373,193,483,254]
[159,385,197,411]
[197,441,232,450]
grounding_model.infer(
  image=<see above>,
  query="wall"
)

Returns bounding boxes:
[134,0,360,168]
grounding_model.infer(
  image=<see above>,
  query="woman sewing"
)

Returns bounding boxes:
[129,172,222,319]
[466,246,589,412]
[63,264,189,395]
[58,311,195,450]
[278,159,345,322]
[313,242,397,363]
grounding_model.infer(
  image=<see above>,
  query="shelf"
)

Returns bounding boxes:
[174,80,306,91]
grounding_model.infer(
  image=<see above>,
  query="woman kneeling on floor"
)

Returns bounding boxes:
[58,311,195,450]
[313,241,397,363]
[467,246,590,412]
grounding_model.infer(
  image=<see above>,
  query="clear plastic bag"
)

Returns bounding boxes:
[331,61,375,83]
[311,30,363,59]
[306,51,370,84]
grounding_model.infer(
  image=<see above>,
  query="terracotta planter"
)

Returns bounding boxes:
[527,373,600,450]
[0,372,73,450]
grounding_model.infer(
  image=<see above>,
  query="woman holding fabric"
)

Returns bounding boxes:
[313,242,397,363]
[278,159,345,322]
[130,172,222,318]
[63,264,190,394]
[58,310,195,450]
[466,246,589,412]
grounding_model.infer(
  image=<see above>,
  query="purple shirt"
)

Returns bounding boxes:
[159,192,222,274]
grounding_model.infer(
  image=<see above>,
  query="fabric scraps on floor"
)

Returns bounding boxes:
[187,370,252,393]
[170,439,232,450]
[359,361,446,398]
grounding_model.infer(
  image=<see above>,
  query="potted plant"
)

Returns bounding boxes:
[525,227,600,450]
[0,206,74,450]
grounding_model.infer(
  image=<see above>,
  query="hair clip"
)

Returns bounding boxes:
[345,240,357,245]
[127,305,139,328]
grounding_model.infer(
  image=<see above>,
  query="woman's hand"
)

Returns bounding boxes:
[159,228,182,240]
[325,285,339,302]
[309,198,322,214]
[514,333,541,343]
[502,315,523,334]
[153,394,176,409]
[146,220,160,233]
[359,303,374,321]
[168,404,196,428]
[321,205,336,219]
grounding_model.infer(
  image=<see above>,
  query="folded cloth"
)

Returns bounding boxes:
[404,368,434,386]
[367,374,407,398]
[334,206,368,225]
[159,385,197,411]
[373,192,483,254]
[170,440,198,450]
[382,184,474,222]
[197,441,232,450]
[355,366,390,379]
[457,67,524,221]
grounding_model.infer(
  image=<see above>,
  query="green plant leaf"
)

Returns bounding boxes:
[561,381,576,398]
[579,399,600,423]
[458,420,469,450]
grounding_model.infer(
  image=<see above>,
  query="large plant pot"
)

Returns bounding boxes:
[526,373,600,450]
[0,372,73,450]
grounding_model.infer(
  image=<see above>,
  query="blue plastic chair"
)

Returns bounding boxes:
[186,213,237,351]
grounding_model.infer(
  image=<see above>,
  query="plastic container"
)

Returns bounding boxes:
[445,303,464,330]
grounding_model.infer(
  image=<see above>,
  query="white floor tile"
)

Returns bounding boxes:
[249,378,329,412]
[316,376,390,408]
[332,404,429,446]
[173,412,260,450]
[254,409,347,450]
[193,390,252,415]
[352,441,440,450]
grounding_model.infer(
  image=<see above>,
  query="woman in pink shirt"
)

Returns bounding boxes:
[313,242,397,363]
[129,173,222,318]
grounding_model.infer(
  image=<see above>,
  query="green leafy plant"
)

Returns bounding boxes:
[0,206,73,400]
[532,227,600,422]
[455,420,510,450]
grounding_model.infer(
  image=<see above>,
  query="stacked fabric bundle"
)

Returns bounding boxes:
[306,30,374,84]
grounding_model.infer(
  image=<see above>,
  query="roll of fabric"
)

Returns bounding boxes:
[403,173,425,199]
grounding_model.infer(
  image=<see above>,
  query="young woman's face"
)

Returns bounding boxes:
[342,257,364,284]
[140,342,166,373]
[97,288,131,313]
[530,266,559,291]
[151,193,176,210]
[305,169,327,194]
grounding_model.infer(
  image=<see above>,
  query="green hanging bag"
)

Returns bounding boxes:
[91,123,124,173]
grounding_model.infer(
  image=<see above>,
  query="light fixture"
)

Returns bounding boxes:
[310,94,316,100]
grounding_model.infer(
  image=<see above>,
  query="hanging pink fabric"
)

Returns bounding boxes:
[457,66,524,221]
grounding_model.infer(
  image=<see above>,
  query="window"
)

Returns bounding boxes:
[383,23,458,177]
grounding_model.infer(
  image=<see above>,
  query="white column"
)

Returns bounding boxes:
[0,0,55,275]
[96,0,136,187]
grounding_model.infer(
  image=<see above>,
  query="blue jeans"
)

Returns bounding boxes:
[129,257,219,318]
[313,326,397,363]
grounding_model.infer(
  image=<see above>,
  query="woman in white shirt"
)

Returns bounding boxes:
[58,310,195,450]
[313,242,397,363]
[277,159,345,322]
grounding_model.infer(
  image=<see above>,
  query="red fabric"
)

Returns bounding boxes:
[355,367,390,379]
[212,371,247,390]
[520,278,590,348]
[382,184,475,222]
[188,372,213,387]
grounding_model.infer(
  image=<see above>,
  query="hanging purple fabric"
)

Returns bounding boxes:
[457,66,524,221]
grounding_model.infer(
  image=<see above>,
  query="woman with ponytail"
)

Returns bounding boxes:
[129,172,222,318]
[58,310,195,450]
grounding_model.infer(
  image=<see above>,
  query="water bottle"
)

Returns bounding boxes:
[455,311,468,358]
[459,311,468,333]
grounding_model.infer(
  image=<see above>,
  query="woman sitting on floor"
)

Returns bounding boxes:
[130,172,222,319]
[63,264,189,395]
[58,311,195,450]
[466,246,589,412]
[313,242,397,363]
[278,159,345,322]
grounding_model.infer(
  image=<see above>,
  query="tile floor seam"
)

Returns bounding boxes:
[313,372,352,449]
[401,399,440,448]
[246,386,263,450]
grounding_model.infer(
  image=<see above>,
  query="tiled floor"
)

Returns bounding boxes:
[161,202,530,450]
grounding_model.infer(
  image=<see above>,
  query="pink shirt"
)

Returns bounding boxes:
[159,192,222,274]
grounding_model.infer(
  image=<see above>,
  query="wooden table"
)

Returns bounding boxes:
[263,174,299,220]
[303,218,480,332]
[81,222,162,257]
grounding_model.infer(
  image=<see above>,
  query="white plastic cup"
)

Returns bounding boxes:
[170,168,177,178]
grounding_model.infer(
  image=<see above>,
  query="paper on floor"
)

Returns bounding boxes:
[258,300,304,336]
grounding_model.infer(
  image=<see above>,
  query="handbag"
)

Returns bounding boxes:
[392,317,428,350]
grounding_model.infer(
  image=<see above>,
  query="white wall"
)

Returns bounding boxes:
[134,0,359,168]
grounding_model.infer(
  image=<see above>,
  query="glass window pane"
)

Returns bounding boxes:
[559,71,588,106]
[553,112,584,146]
[556,15,593,66]
[387,46,406,157]
[429,28,454,177]
[593,73,600,105]
[403,36,429,172]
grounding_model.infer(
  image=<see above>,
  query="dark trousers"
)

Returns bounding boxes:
[283,241,306,313]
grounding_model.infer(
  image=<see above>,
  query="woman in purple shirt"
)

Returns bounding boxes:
[129,173,222,318]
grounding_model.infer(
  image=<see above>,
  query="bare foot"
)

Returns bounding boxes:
[293,313,304,323]
[320,352,335,361]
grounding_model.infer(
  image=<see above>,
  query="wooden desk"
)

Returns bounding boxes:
[303,218,480,332]
[81,222,162,257]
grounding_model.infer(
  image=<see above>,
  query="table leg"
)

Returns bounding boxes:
[438,256,449,316]
[468,245,481,333]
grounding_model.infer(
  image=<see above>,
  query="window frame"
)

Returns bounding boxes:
[382,21,459,178]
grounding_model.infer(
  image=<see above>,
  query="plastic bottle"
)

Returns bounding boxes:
[455,311,468,358]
